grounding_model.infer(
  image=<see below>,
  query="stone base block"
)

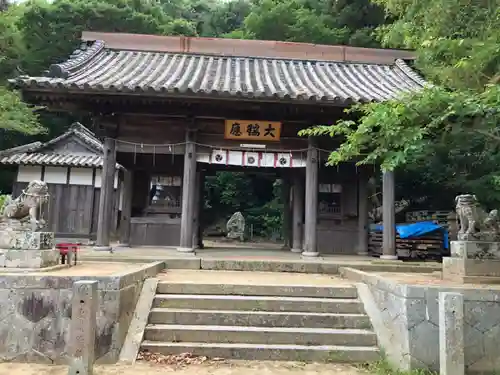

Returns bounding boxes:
[442,257,500,282]
[450,240,500,259]
[0,230,54,250]
[0,248,60,268]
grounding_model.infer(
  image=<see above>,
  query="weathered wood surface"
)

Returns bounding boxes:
[369,229,447,260]
[13,182,119,240]
[130,221,181,247]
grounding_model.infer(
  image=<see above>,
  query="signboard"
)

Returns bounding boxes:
[224,120,282,141]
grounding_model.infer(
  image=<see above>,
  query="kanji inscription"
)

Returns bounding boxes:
[225,120,282,141]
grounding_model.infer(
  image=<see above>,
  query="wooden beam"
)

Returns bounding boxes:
[119,169,133,247]
[95,137,116,251]
[357,167,369,255]
[179,123,198,252]
[282,176,292,249]
[291,171,304,253]
[381,170,397,260]
[22,92,347,122]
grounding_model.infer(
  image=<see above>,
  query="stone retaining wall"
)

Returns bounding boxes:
[0,261,164,364]
[343,268,500,374]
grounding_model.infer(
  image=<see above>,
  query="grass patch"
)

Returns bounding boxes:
[359,358,437,375]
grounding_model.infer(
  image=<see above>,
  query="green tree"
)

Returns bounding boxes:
[0,4,43,136]
[18,0,173,75]
[301,0,500,205]
[200,0,251,37]
[240,0,385,46]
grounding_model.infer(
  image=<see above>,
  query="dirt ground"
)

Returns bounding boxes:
[0,361,368,375]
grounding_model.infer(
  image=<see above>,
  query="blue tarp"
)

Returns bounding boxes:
[372,221,449,249]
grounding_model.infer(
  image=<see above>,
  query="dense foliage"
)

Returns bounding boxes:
[301,0,500,207]
[0,4,44,139]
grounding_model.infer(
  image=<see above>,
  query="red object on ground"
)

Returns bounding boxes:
[56,243,80,265]
[56,243,80,254]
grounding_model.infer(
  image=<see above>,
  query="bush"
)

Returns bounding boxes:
[0,193,11,211]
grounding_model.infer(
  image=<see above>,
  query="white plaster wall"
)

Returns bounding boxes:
[94,169,118,189]
[119,183,124,210]
[17,166,42,182]
[94,169,101,188]
[43,166,68,184]
[69,167,94,186]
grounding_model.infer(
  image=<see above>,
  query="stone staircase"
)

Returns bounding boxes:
[140,281,379,362]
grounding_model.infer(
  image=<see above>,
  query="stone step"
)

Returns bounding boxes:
[140,341,380,362]
[144,324,377,346]
[149,308,372,328]
[153,294,363,314]
[156,282,357,298]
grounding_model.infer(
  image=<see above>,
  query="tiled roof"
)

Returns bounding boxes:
[0,123,121,169]
[0,152,104,168]
[10,39,427,104]
[42,122,103,154]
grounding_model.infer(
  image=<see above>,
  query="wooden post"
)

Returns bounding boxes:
[95,137,116,251]
[197,172,205,249]
[302,138,319,257]
[282,176,292,249]
[179,125,197,252]
[192,170,202,249]
[291,172,304,253]
[381,170,397,260]
[357,168,369,255]
[119,169,133,247]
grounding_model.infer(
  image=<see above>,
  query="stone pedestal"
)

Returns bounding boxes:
[0,230,59,269]
[443,240,500,283]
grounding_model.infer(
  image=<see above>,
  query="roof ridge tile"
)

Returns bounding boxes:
[48,40,106,79]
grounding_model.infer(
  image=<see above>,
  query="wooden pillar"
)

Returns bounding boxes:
[291,171,304,253]
[95,137,116,251]
[302,138,319,257]
[282,176,292,249]
[179,125,197,252]
[192,170,202,249]
[357,168,369,255]
[197,172,205,249]
[381,170,397,260]
[119,169,133,247]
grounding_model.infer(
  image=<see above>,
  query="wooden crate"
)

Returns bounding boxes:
[368,227,449,261]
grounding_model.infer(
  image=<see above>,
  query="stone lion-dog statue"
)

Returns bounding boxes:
[455,194,500,240]
[0,180,50,232]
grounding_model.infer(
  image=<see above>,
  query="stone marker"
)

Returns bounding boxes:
[68,280,98,375]
[439,292,465,375]
[227,211,245,241]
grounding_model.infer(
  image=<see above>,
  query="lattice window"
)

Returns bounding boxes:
[149,175,182,210]
[318,183,342,217]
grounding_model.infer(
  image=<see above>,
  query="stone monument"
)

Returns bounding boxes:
[0,180,59,268]
[442,194,500,283]
[226,212,245,241]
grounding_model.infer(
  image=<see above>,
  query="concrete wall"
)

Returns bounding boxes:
[0,262,163,364]
[346,269,500,374]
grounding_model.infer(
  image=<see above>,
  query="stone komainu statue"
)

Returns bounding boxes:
[226,211,245,241]
[0,180,50,232]
[455,194,500,240]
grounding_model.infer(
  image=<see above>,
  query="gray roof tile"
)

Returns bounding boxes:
[11,40,427,104]
[0,122,121,169]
